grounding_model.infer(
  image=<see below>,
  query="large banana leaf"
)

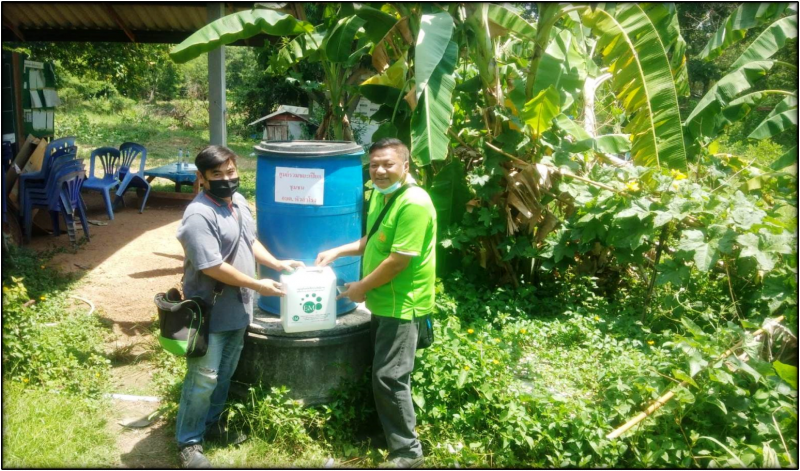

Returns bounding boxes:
[325,15,366,62]
[267,30,325,74]
[371,17,413,72]
[465,5,500,107]
[360,59,408,106]
[684,61,775,138]
[642,4,689,97]
[486,3,537,40]
[429,158,471,237]
[583,4,687,171]
[748,109,798,140]
[410,41,457,165]
[721,90,796,125]
[729,15,798,71]
[414,11,455,100]
[353,6,398,44]
[699,3,791,61]
[170,9,310,63]
[530,28,586,111]
[767,95,799,118]
[554,114,631,154]
[770,146,798,173]
[429,158,471,276]
[361,59,407,89]
[521,86,561,138]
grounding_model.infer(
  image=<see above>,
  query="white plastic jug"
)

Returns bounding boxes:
[280,266,337,333]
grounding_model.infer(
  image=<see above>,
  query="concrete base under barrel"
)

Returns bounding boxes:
[233,303,372,406]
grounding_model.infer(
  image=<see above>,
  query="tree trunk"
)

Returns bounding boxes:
[342,113,354,142]
[315,109,333,140]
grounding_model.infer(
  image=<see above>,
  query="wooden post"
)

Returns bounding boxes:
[207,2,227,146]
[12,52,25,145]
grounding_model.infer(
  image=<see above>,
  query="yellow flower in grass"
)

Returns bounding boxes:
[467,328,474,334]
[594,316,601,321]
[625,181,640,192]
[494,338,501,343]
[647,340,655,345]
[493,359,500,365]
[464,365,470,371]
[519,328,527,335]
[670,169,687,181]
[39,295,46,301]
[22,378,29,383]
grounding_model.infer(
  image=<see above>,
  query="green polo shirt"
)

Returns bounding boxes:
[362,184,437,320]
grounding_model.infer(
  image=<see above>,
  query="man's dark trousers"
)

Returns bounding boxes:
[370,314,424,459]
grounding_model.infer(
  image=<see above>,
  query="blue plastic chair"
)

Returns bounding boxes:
[56,171,90,245]
[82,147,121,220]
[115,142,151,213]
[18,138,77,211]
[24,152,82,200]
[23,158,86,242]
[21,150,81,239]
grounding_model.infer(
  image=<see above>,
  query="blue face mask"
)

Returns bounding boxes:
[375,174,406,195]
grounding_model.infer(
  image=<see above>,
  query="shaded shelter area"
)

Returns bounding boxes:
[2,1,302,145]
[1,2,285,250]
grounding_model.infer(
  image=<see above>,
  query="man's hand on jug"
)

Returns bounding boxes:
[337,281,366,303]
[277,259,305,273]
[315,248,339,267]
[254,279,285,297]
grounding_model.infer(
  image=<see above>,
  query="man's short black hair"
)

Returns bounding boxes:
[369,138,409,162]
[195,145,238,176]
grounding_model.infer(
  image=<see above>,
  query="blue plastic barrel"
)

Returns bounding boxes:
[255,141,365,315]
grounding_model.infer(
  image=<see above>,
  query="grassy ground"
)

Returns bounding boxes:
[3,383,117,468]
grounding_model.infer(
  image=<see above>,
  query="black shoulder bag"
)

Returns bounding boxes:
[367,183,434,350]
[154,203,244,358]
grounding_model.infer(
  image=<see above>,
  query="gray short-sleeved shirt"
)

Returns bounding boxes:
[177,191,257,333]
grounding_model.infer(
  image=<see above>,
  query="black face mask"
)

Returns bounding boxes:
[206,178,239,199]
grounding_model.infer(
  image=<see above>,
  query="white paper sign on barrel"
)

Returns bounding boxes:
[274,166,325,205]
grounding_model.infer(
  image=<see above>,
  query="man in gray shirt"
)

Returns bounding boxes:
[175,145,303,468]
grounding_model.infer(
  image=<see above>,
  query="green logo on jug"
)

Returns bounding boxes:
[299,294,323,314]
[293,315,300,322]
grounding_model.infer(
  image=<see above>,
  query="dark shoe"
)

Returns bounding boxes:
[205,421,248,447]
[179,444,212,469]
[379,455,424,468]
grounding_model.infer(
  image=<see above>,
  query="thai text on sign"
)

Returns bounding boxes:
[275,167,325,205]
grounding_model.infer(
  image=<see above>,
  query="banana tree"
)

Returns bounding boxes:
[684,3,798,144]
[169,4,396,141]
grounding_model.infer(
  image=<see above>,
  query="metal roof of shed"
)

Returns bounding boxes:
[1,2,285,45]
[249,105,310,126]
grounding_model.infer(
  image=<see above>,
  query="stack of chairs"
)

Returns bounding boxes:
[19,138,90,245]
[18,136,76,214]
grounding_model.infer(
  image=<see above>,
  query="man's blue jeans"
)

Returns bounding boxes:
[175,327,245,448]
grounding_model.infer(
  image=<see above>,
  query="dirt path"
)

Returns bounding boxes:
[28,193,188,468]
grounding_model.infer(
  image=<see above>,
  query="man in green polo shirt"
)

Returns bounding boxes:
[316,138,436,468]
